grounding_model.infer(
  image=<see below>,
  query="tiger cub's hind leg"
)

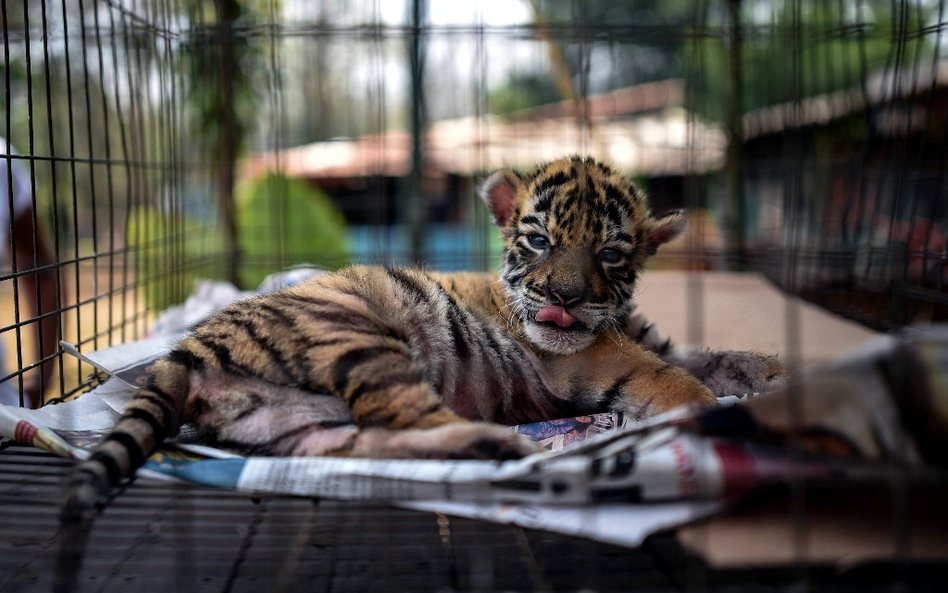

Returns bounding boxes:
[182,270,542,460]
[188,373,359,456]
[188,289,468,433]
[190,374,540,460]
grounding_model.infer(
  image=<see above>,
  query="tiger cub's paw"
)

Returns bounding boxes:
[697,350,787,397]
[440,423,544,460]
[356,423,543,460]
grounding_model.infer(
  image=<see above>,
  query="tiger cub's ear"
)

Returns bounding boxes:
[479,169,523,228]
[644,210,687,255]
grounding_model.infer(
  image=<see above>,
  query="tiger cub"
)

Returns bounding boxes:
[60,156,783,558]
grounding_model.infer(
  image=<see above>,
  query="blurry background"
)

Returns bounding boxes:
[0,0,946,404]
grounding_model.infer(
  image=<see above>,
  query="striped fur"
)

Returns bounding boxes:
[58,156,784,591]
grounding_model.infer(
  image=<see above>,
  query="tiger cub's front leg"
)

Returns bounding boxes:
[543,334,717,420]
[623,311,787,397]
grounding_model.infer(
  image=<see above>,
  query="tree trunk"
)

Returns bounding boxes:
[724,0,746,270]
[215,0,241,286]
[406,0,427,264]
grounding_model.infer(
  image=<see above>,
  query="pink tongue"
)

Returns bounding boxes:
[536,305,578,328]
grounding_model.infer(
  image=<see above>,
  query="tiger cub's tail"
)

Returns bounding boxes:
[56,352,192,593]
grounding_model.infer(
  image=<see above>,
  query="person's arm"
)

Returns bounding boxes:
[12,205,59,408]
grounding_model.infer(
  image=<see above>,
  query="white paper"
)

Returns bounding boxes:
[402,499,722,548]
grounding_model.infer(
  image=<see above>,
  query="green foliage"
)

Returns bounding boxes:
[236,172,349,288]
[179,0,266,162]
[126,206,227,312]
[128,173,348,310]
[687,1,936,122]
[489,74,562,115]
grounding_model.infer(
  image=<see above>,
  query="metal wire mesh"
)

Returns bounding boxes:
[1,0,216,405]
[1,1,946,405]
[1,1,947,591]
[3,443,947,592]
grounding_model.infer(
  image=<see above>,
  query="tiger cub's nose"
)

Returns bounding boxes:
[546,285,587,308]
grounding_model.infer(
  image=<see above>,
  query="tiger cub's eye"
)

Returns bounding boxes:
[527,234,550,249]
[599,248,623,264]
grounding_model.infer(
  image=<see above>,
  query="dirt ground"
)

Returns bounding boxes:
[634,269,879,367]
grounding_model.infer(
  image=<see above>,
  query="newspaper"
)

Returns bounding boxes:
[0,376,722,546]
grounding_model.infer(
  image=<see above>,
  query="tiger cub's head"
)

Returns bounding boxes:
[480,155,685,355]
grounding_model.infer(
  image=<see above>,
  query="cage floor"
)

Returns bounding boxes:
[2,443,946,593]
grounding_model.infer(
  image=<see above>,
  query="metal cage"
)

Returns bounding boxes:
[1,1,947,591]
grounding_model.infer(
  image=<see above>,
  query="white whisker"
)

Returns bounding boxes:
[605,323,627,349]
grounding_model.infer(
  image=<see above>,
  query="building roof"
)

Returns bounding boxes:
[243,61,948,182]
[505,79,685,121]
[743,60,948,139]
[242,80,725,181]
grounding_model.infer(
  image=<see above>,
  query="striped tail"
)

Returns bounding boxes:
[56,353,191,593]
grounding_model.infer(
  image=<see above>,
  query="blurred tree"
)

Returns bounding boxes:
[488,73,561,114]
[496,0,937,121]
[687,0,938,266]
[179,0,268,287]
[536,0,693,89]
[689,0,938,122]
[278,0,393,146]
[485,0,693,115]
